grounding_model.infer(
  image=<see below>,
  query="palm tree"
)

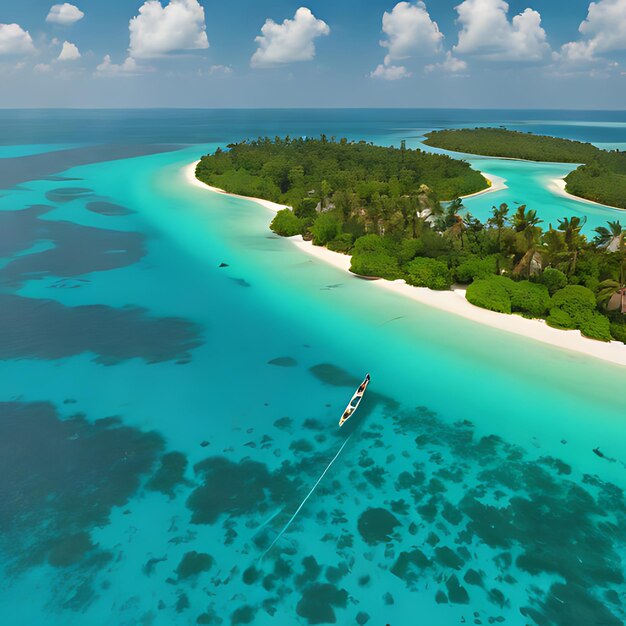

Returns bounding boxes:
[512,206,543,277]
[595,221,625,315]
[487,203,509,248]
[557,216,586,275]
[437,198,466,246]
[463,212,484,247]
[594,220,623,253]
[597,278,626,314]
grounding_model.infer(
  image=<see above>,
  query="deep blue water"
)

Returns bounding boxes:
[1,109,626,626]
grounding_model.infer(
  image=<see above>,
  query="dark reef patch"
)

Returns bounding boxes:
[296,583,348,625]
[521,582,623,626]
[187,457,296,525]
[231,605,256,625]
[176,551,214,580]
[0,401,166,608]
[0,294,202,364]
[391,549,431,585]
[357,508,400,545]
[268,357,298,367]
[0,143,182,189]
[46,187,93,203]
[309,363,361,387]
[0,205,146,285]
[86,201,135,216]
[294,556,321,588]
[146,452,188,497]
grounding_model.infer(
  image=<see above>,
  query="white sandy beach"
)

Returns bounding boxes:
[461,172,508,199]
[185,161,626,367]
[550,177,624,212]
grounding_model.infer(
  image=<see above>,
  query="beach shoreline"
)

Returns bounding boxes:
[185,161,626,367]
[549,177,624,212]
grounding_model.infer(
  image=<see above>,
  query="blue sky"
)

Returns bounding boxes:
[1,0,625,108]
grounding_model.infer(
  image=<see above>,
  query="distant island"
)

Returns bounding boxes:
[424,127,626,210]
[196,136,626,346]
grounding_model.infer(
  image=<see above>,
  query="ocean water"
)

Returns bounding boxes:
[1,110,626,626]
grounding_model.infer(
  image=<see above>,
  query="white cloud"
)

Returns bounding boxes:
[370,2,444,80]
[557,0,626,66]
[580,0,626,52]
[95,55,141,77]
[0,23,35,56]
[46,3,85,26]
[251,7,329,68]
[380,1,444,64]
[425,51,468,73]
[34,63,53,73]
[58,41,81,61]
[454,0,550,61]
[208,64,232,75]
[129,0,209,59]
[370,63,412,80]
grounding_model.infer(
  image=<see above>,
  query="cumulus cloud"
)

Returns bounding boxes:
[58,41,80,61]
[370,63,412,80]
[95,55,141,77]
[0,23,35,55]
[425,51,468,74]
[380,1,444,63]
[46,3,85,26]
[251,7,329,68]
[454,0,550,62]
[557,0,626,66]
[129,0,209,59]
[370,2,444,80]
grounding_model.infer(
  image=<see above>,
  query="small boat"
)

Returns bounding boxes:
[339,374,371,427]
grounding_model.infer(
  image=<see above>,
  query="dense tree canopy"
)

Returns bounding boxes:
[424,127,626,209]
[196,136,489,216]
[423,128,600,163]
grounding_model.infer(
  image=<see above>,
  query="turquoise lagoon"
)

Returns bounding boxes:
[1,110,626,626]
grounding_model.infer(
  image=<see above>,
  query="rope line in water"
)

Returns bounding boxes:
[261,433,353,560]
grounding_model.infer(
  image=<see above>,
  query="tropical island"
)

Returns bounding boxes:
[424,127,626,209]
[195,136,626,347]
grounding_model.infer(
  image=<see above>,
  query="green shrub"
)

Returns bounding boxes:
[510,281,551,318]
[270,209,303,237]
[546,308,575,330]
[551,285,596,324]
[538,268,568,295]
[350,251,401,280]
[610,320,626,344]
[327,233,354,253]
[310,211,342,246]
[455,255,498,283]
[466,277,512,314]
[396,238,425,264]
[578,312,612,342]
[404,257,452,290]
[548,284,612,341]
[353,234,386,255]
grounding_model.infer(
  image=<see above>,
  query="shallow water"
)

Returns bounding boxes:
[1,110,625,626]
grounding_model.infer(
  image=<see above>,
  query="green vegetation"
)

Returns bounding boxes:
[564,151,626,209]
[197,138,626,345]
[423,128,600,163]
[466,276,550,318]
[196,136,489,218]
[424,127,626,209]
[405,257,452,290]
